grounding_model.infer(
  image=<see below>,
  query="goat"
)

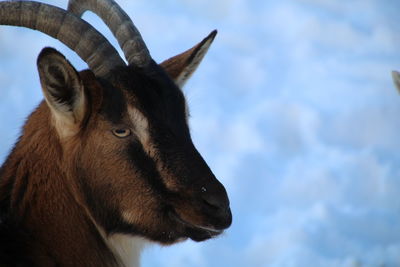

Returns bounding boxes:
[0,0,232,266]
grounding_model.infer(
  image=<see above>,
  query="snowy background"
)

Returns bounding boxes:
[1,0,400,266]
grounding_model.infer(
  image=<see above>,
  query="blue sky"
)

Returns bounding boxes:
[1,0,400,266]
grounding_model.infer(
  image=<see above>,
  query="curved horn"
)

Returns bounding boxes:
[0,1,126,77]
[68,0,151,67]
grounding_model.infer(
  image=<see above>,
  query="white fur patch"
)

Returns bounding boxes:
[127,107,150,146]
[107,234,148,267]
[89,219,147,267]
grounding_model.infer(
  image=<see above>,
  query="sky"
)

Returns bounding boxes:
[1,0,400,266]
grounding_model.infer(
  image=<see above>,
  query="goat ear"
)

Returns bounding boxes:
[37,47,86,138]
[160,30,217,88]
[392,71,400,94]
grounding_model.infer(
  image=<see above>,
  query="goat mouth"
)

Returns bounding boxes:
[169,211,223,242]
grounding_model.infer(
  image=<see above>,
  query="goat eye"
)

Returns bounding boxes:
[112,129,131,138]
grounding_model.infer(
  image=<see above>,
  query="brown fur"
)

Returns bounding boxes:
[0,100,118,266]
[0,12,230,267]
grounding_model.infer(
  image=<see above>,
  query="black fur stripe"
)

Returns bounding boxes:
[126,141,169,196]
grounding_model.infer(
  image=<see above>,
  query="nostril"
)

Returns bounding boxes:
[202,194,227,212]
[200,183,230,210]
[203,198,219,210]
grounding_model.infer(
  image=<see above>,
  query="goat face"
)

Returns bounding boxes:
[37,44,232,244]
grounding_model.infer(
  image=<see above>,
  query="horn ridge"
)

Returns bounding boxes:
[0,1,125,77]
[68,0,151,67]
